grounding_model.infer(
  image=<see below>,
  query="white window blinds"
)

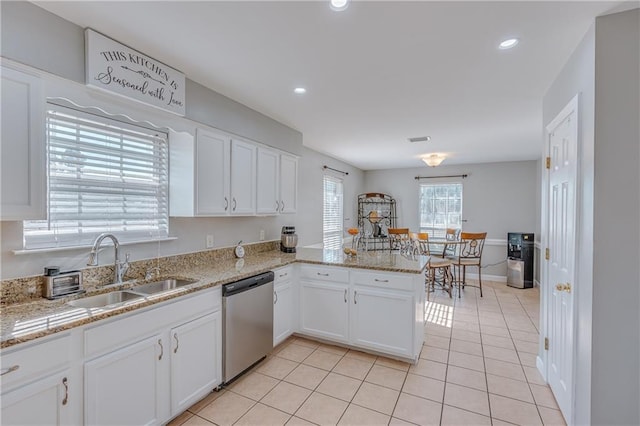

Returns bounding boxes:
[323,175,344,250]
[419,183,463,238]
[23,106,169,249]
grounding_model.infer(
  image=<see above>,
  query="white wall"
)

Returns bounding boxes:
[364,161,538,278]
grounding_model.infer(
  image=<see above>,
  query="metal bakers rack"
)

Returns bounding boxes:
[357,193,397,251]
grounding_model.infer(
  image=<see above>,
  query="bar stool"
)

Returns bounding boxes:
[452,232,487,297]
[414,232,453,298]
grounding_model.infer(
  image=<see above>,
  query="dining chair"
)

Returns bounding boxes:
[414,232,453,298]
[428,228,460,257]
[387,228,410,252]
[452,232,487,297]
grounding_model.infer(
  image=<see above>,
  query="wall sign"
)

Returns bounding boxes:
[85,29,186,116]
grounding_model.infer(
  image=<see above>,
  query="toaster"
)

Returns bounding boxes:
[44,270,84,299]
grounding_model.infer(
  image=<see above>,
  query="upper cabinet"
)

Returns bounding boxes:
[257,147,280,215]
[1,65,46,220]
[196,129,231,215]
[230,139,257,215]
[279,154,298,214]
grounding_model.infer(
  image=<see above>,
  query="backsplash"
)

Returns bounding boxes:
[0,240,280,305]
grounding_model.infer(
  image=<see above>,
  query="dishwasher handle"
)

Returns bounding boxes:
[222,271,275,297]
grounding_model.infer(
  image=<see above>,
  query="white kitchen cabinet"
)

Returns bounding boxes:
[1,65,45,220]
[170,312,222,416]
[300,280,349,344]
[257,147,280,215]
[230,138,257,215]
[196,128,231,215]
[279,154,298,214]
[1,370,73,426]
[85,334,164,426]
[273,266,295,346]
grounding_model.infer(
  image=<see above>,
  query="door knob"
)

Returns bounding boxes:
[564,283,572,293]
[555,283,564,292]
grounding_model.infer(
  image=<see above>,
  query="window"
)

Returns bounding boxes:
[419,183,463,238]
[323,175,344,249]
[23,106,169,249]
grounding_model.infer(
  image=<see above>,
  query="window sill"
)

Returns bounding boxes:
[12,237,178,255]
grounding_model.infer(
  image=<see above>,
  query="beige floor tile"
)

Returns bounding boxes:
[484,358,526,382]
[514,339,539,354]
[538,406,567,425]
[284,363,329,390]
[424,335,450,349]
[229,372,280,401]
[344,349,378,363]
[409,359,447,381]
[187,390,226,414]
[182,415,216,426]
[447,351,485,372]
[352,381,400,415]
[316,343,349,356]
[523,366,547,385]
[510,330,539,343]
[507,321,538,333]
[295,392,348,425]
[303,349,343,371]
[389,417,416,426]
[453,312,479,323]
[480,325,511,337]
[316,372,362,402]
[486,373,534,403]
[482,345,520,364]
[338,404,390,425]
[257,356,300,380]
[530,383,560,409]
[445,365,487,391]
[402,373,445,403]
[197,391,255,426]
[443,382,490,416]
[424,323,452,338]
[481,334,515,350]
[261,382,312,414]
[450,329,481,343]
[518,351,538,367]
[332,357,374,380]
[420,345,449,363]
[167,411,194,425]
[440,404,492,425]
[286,416,316,426]
[375,356,411,372]
[450,339,483,356]
[478,317,508,329]
[393,392,442,425]
[235,403,291,426]
[491,419,518,426]
[489,394,542,425]
[277,343,316,362]
[292,337,322,349]
[452,319,480,332]
[365,364,407,391]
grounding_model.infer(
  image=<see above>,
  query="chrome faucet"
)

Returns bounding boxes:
[87,233,130,284]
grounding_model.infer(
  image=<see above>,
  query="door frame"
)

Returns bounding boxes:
[539,93,580,424]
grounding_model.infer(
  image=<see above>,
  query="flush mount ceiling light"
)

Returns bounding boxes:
[293,87,306,94]
[330,0,349,12]
[499,38,519,50]
[422,154,445,167]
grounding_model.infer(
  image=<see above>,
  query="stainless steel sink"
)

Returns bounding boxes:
[132,278,198,295]
[67,291,143,309]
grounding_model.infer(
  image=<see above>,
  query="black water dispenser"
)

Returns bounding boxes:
[507,232,534,289]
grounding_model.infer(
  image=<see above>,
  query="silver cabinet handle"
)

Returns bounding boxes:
[354,290,358,304]
[279,272,288,278]
[158,339,163,360]
[0,365,19,376]
[274,290,278,305]
[224,197,229,211]
[62,377,69,406]
[344,288,347,303]
[374,278,389,283]
[174,333,179,354]
[317,272,329,277]
[232,198,237,211]
[281,201,285,211]
[276,200,279,210]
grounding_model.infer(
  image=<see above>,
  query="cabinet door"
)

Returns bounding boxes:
[230,139,256,215]
[279,154,298,214]
[274,280,294,346]
[85,335,164,426]
[170,312,222,416]
[351,286,414,358]
[299,280,349,343]
[1,370,72,425]
[1,66,45,220]
[256,147,280,215]
[196,128,231,215]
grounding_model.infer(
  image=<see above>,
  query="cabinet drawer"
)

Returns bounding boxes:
[1,334,71,389]
[273,266,293,284]
[352,271,414,291]
[85,287,220,358]
[299,265,349,283]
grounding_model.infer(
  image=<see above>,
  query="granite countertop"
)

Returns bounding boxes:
[0,248,427,349]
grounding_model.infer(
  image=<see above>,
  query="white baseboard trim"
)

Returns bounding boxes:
[465,273,507,283]
[536,355,547,382]
[534,279,540,288]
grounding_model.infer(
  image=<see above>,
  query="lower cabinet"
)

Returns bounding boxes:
[299,280,349,344]
[273,266,295,346]
[85,335,164,426]
[1,370,72,425]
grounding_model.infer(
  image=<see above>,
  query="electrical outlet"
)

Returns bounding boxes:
[259,230,265,241]
[206,234,214,248]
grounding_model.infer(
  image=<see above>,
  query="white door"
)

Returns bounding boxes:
[279,154,298,214]
[546,96,578,421]
[299,280,349,343]
[195,128,231,215]
[256,147,280,215]
[230,139,257,215]
[170,312,222,415]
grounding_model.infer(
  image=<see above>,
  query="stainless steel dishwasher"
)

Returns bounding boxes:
[222,271,274,384]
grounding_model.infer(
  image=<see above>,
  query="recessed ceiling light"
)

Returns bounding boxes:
[408,136,431,143]
[294,87,306,94]
[330,0,349,12]
[499,38,519,50]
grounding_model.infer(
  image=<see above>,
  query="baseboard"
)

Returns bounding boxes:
[534,279,540,288]
[536,355,547,382]
[465,273,506,283]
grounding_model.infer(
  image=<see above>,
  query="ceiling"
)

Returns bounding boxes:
[34,1,621,170]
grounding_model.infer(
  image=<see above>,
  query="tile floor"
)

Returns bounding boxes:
[169,281,566,426]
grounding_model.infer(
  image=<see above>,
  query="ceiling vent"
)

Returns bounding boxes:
[408,136,431,143]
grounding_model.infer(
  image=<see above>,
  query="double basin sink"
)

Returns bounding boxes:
[68,278,198,309]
